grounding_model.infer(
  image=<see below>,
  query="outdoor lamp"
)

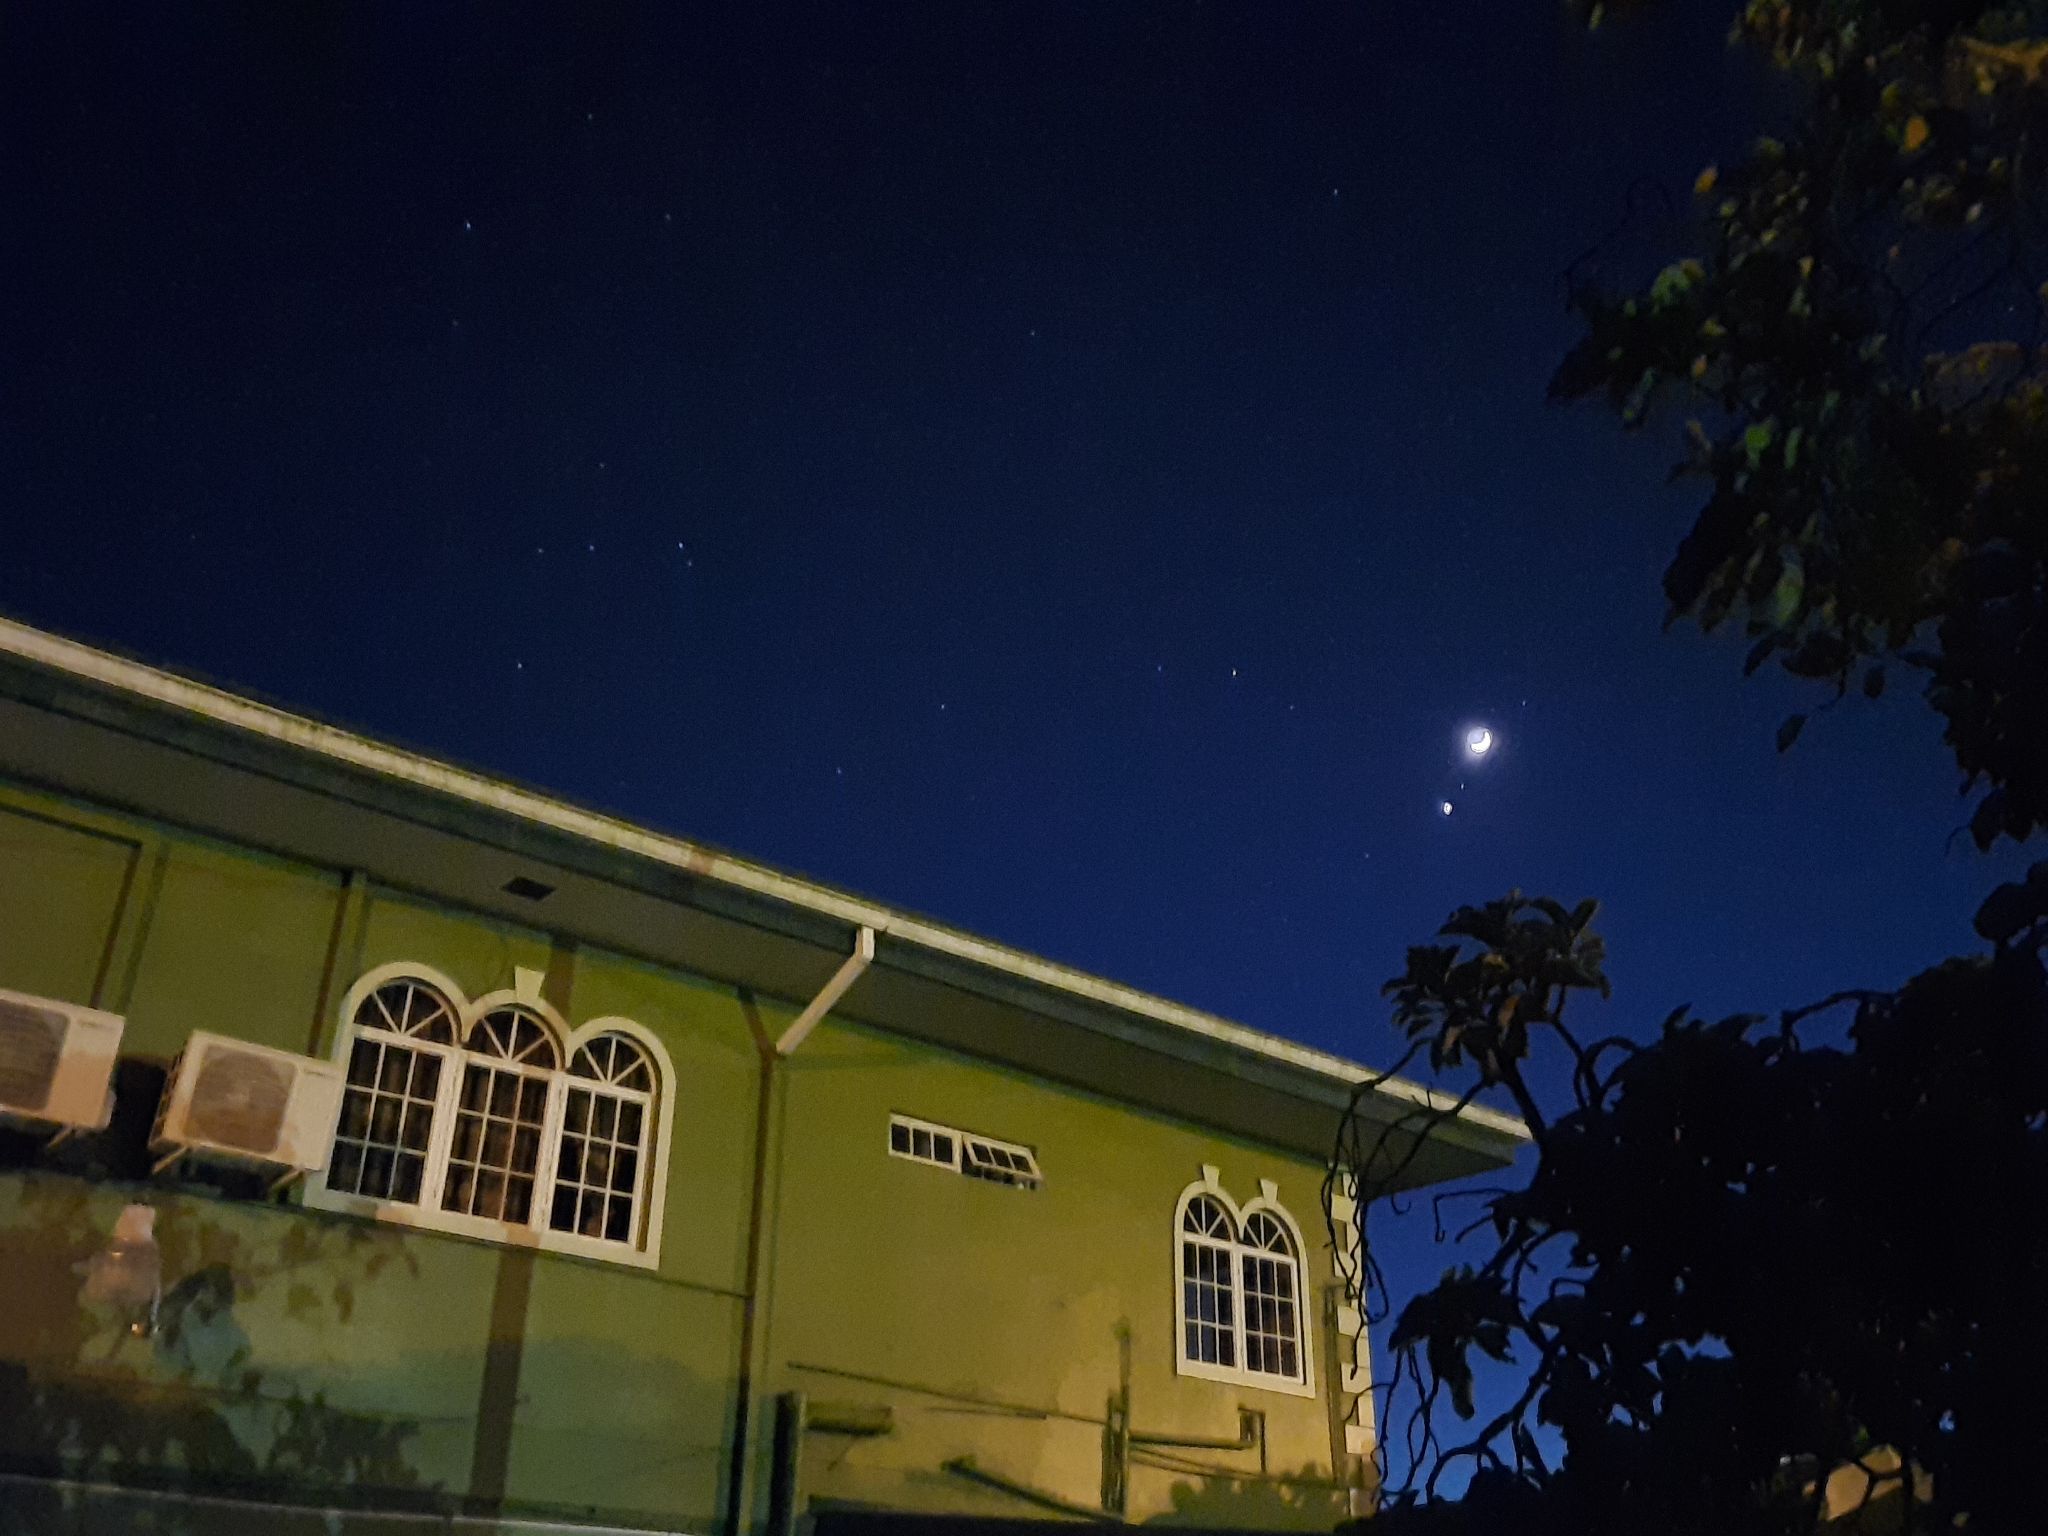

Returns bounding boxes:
[76,1202,161,1337]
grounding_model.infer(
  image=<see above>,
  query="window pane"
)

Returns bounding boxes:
[347,1040,378,1086]
[337,1093,370,1139]
[394,1153,425,1203]
[328,1037,437,1206]
[401,1102,432,1151]
[444,1063,549,1222]
[1240,1246,1303,1379]
[890,1121,910,1153]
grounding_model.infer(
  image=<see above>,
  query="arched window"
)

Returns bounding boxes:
[1173,1172,1314,1395]
[550,1033,656,1245]
[313,967,675,1268]
[328,977,459,1205]
[1181,1194,1239,1369]
[1239,1211,1302,1381]
[442,1008,559,1224]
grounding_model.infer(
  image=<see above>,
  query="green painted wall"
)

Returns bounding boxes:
[123,841,343,1060]
[0,801,142,1007]
[755,1018,1354,1529]
[0,772,1360,1533]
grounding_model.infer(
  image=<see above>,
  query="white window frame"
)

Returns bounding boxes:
[303,962,679,1270]
[1171,1166,1316,1398]
[887,1112,1042,1190]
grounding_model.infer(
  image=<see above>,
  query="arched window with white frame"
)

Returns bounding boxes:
[550,1032,656,1245]
[442,1006,559,1225]
[1239,1209,1303,1381]
[1172,1170,1315,1396]
[1181,1193,1239,1369]
[310,965,676,1269]
[327,975,459,1206]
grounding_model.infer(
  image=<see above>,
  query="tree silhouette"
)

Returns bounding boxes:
[1552,0,2048,845]
[1327,2,2048,1529]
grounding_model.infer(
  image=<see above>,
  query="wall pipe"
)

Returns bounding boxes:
[725,927,878,1536]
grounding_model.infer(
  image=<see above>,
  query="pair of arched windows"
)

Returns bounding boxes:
[310,967,673,1266]
[1174,1173,1313,1394]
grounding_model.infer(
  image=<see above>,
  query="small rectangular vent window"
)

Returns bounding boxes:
[502,876,556,902]
[888,1113,1040,1190]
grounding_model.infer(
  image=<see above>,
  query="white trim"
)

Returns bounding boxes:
[1170,1169,1316,1399]
[0,615,1525,1153]
[300,966,675,1271]
[887,1112,1042,1189]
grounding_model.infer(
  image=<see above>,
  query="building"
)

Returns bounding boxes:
[0,617,1525,1535]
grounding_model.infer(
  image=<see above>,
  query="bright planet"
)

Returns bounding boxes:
[1465,726,1494,757]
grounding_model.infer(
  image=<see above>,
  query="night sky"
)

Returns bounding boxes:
[3,3,2028,1344]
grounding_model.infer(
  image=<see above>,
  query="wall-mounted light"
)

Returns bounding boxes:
[76,1202,161,1337]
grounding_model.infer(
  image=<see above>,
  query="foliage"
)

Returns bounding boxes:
[1552,0,2048,846]
[1335,884,2048,1535]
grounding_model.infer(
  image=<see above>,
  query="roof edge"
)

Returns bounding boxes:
[0,615,1530,1154]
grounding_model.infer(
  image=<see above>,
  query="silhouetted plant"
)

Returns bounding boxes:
[1551,0,2048,846]
[1330,881,2048,1535]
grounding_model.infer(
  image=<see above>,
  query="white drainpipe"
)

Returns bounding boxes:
[774,926,876,1056]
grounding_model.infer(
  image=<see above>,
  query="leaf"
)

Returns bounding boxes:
[1743,419,1776,468]
[1902,115,1930,154]
[1974,881,2041,944]
[1971,790,2009,851]
[1694,164,1718,196]
[1776,713,1806,753]
[1768,562,1804,627]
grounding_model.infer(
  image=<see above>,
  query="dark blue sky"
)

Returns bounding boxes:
[4,6,2023,1094]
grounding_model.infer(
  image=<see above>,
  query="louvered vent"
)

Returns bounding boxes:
[0,997,66,1114]
[185,1046,292,1155]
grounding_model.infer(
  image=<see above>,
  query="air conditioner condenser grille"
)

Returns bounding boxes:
[0,998,66,1114]
[185,1048,291,1154]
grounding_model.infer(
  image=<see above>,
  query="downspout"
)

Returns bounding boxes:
[725,927,877,1536]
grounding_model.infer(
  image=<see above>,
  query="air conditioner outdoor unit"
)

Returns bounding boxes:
[150,1031,343,1182]
[0,987,124,1136]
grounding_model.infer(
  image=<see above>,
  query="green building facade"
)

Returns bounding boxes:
[0,618,1522,1534]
